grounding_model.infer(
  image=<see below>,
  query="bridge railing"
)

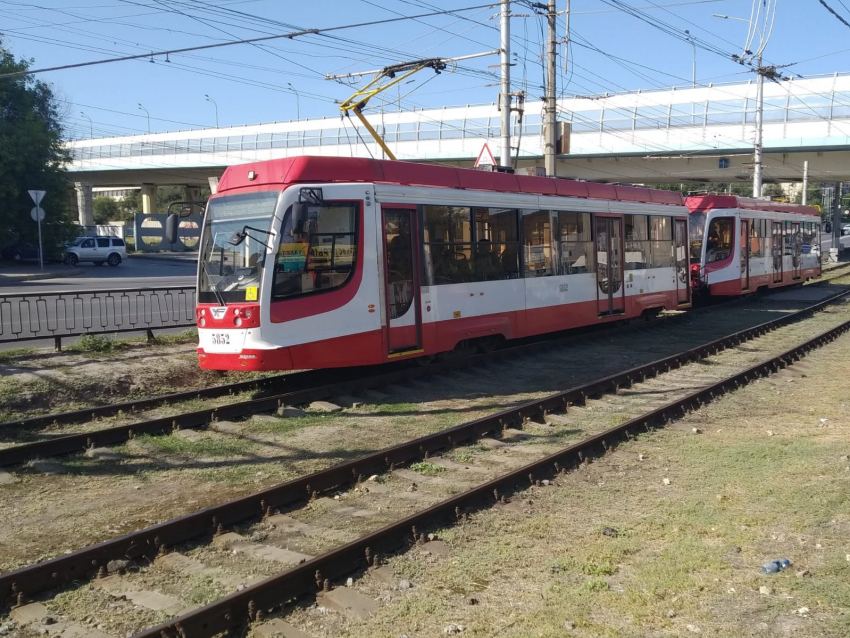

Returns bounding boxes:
[0,286,197,350]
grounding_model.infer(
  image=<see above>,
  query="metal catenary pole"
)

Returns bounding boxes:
[500,0,512,168]
[834,181,843,256]
[544,0,557,177]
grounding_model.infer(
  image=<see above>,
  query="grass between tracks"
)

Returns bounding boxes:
[334,335,850,638]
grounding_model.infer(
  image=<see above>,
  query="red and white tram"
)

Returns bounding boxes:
[686,195,821,296]
[194,156,693,371]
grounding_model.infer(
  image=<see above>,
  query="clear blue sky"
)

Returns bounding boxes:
[2,0,849,140]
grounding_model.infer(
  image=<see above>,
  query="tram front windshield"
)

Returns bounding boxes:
[198,190,279,304]
[689,212,707,264]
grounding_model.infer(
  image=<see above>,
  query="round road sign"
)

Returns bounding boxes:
[31,206,45,222]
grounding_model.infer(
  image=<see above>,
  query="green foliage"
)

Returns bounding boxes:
[71,333,121,353]
[0,38,75,250]
[410,461,446,475]
[92,197,120,224]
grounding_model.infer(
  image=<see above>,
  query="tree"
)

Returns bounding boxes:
[93,197,120,224]
[0,38,74,250]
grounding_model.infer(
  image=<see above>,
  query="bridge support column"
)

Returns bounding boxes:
[208,176,219,194]
[141,183,157,216]
[74,182,94,227]
[184,186,201,214]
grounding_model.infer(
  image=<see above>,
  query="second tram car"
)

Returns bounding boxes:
[195,156,692,371]
[686,195,821,296]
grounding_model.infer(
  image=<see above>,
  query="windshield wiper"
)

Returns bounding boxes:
[201,260,226,307]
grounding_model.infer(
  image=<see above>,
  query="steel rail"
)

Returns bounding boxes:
[2,288,847,608]
[134,310,850,638]
[7,265,847,434]
[0,307,704,465]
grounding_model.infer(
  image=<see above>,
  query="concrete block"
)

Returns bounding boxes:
[313,497,375,518]
[209,420,243,434]
[266,514,355,543]
[10,602,48,625]
[544,413,571,426]
[276,406,306,418]
[0,469,20,485]
[308,401,342,413]
[30,460,67,475]
[174,428,203,442]
[478,438,508,450]
[212,532,313,565]
[334,395,362,409]
[318,587,379,620]
[84,447,123,461]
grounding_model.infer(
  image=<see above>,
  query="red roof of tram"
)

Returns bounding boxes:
[685,194,819,216]
[217,156,685,206]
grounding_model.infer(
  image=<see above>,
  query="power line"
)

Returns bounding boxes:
[0,3,499,78]
[818,0,850,29]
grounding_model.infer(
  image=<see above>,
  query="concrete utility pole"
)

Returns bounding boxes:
[753,55,764,198]
[802,161,808,205]
[834,181,843,258]
[499,0,512,168]
[543,0,557,177]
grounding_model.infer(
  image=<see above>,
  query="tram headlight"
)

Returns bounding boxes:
[235,317,243,327]
[199,318,206,327]
[242,308,252,319]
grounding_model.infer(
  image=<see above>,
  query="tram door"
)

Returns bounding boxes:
[772,221,783,283]
[382,207,423,355]
[595,216,625,316]
[674,218,690,305]
[792,222,802,279]
[740,219,750,291]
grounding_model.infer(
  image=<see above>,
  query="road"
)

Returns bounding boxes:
[0,256,198,350]
[0,256,196,295]
[821,232,850,254]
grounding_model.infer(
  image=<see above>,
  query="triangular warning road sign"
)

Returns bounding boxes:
[473,143,496,168]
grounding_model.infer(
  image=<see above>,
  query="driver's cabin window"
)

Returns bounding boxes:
[706,217,734,263]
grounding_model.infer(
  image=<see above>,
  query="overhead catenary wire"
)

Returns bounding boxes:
[0,3,502,78]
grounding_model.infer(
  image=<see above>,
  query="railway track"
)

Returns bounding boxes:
[2,271,850,469]
[6,262,850,438]
[3,287,850,638]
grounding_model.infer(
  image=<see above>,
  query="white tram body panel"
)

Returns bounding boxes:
[194,157,692,371]
[686,196,821,296]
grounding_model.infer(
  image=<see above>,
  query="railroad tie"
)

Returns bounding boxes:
[212,532,314,565]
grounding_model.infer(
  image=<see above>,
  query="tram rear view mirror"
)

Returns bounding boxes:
[165,214,179,244]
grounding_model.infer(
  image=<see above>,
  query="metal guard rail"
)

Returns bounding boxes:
[0,286,196,349]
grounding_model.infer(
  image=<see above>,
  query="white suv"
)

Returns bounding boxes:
[65,236,127,267]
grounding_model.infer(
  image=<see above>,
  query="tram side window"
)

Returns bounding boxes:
[557,211,594,274]
[649,215,674,268]
[423,205,520,285]
[750,220,765,257]
[473,207,520,281]
[705,217,734,263]
[272,203,358,300]
[523,211,551,277]
[624,214,649,270]
[784,221,792,254]
[423,205,471,285]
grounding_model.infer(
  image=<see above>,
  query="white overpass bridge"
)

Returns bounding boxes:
[67,72,850,223]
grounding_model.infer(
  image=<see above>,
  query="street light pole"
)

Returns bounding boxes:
[287,83,300,120]
[80,111,93,138]
[204,94,219,128]
[137,103,150,133]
